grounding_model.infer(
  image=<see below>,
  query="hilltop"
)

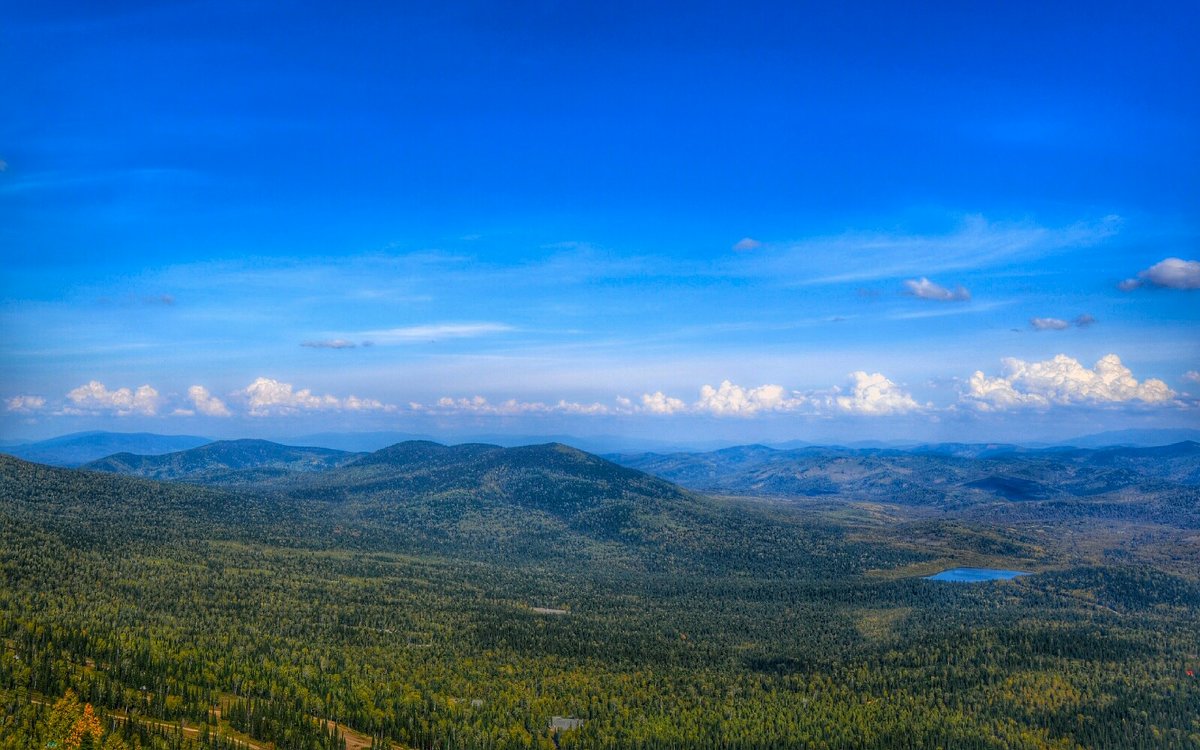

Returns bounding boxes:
[83,438,362,482]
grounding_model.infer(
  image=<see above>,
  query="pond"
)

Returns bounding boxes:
[925,567,1031,582]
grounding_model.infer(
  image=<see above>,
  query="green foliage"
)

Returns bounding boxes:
[1,450,1198,749]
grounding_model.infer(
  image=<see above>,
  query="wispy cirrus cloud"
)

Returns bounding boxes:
[356,322,514,343]
[301,339,359,349]
[760,214,1121,285]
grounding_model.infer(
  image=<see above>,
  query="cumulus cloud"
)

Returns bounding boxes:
[966,354,1174,411]
[830,372,924,415]
[241,377,393,416]
[634,376,920,418]
[639,391,688,415]
[64,381,161,416]
[422,396,613,416]
[903,277,970,301]
[732,237,762,252]
[187,385,232,417]
[695,380,805,416]
[342,395,390,411]
[6,395,46,413]
[1185,370,1200,384]
[301,339,357,349]
[1119,258,1200,291]
[1074,314,1096,327]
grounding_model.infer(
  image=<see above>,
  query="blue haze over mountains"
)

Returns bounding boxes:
[4,428,1200,469]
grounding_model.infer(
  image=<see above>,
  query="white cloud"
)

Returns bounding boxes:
[241,377,394,416]
[966,354,1175,411]
[64,381,161,416]
[423,395,613,416]
[904,277,970,301]
[639,391,688,415]
[342,395,390,411]
[635,376,918,418]
[1030,317,1070,330]
[187,385,232,417]
[1184,370,1200,384]
[694,380,805,416]
[357,322,514,343]
[732,237,762,252]
[1074,314,1096,327]
[554,399,612,415]
[1119,257,1200,291]
[5,395,46,413]
[830,372,924,415]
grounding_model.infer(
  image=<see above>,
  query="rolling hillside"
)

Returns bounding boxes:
[3,443,1200,749]
[83,438,362,482]
[609,441,1200,503]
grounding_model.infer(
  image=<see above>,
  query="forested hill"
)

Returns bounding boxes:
[272,441,705,552]
[17,441,713,562]
[320,440,692,506]
[82,438,363,481]
[4,446,1200,748]
[0,453,286,547]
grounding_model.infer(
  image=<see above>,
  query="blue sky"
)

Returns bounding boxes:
[2,0,1198,445]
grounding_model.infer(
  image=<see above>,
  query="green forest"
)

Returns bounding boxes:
[2,443,1199,749]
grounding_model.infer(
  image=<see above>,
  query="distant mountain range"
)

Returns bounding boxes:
[6,427,1200,469]
[606,441,1200,503]
[1060,428,1200,448]
[2,431,213,467]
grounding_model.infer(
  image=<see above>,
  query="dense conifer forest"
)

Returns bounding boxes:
[2,442,1199,749]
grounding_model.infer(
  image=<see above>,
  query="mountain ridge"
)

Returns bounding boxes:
[83,438,362,481]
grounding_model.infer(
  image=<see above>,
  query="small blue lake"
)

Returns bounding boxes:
[925,567,1031,583]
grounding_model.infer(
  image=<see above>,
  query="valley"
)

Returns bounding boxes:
[1,439,1199,749]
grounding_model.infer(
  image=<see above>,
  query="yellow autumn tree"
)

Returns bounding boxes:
[47,690,84,744]
[65,702,104,750]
